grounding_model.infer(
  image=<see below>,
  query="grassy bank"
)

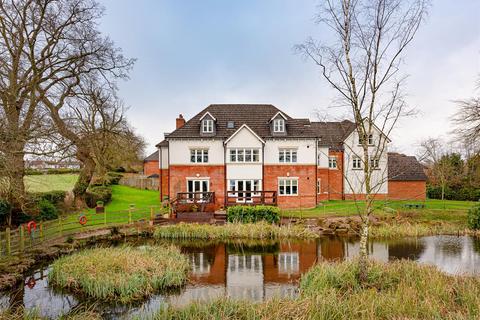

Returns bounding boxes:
[48,245,188,303]
[24,174,78,192]
[154,222,319,240]
[152,259,480,320]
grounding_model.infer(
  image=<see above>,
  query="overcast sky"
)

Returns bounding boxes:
[98,0,479,156]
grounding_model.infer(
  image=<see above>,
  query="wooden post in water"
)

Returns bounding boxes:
[5,228,11,256]
[19,225,24,252]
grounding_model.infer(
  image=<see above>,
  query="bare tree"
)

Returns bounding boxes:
[297,0,429,280]
[452,75,480,150]
[0,0,134,212]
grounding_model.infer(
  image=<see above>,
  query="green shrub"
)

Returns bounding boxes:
[227,205,280,224]
[0,199,11,225]
[37,199,58,221]
[30,190,67,205]
[85,186,112,208]
[427,185,480,201]
[105,171,123,185]
[467,204,480,230]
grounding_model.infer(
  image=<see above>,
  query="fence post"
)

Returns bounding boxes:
[59,217,63,237]
[150,206,154,222]
[6,228,11,256]
[129,205,133,224]
[104,207,107,226]
[19,225,24,252]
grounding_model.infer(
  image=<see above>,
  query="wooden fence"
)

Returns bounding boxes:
[0,205,166,258]
[119,174,159,191]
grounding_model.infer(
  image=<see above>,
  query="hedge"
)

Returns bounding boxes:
[85,186,112,208]
[427,185,480,201]
[467,204,480,230]
[227,205,280,224]
[29,190,67,205]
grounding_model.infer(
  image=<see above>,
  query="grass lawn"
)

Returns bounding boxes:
[24,174,78,192]
[282,199,476,227]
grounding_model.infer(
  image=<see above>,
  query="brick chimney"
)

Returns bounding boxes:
[176,114,185,129]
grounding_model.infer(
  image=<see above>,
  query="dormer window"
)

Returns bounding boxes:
[202,119,214,133]
[273,119,285,133]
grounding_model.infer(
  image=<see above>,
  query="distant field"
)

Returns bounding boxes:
[24,174,78,192]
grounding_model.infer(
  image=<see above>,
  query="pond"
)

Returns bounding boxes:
[1,235,480,319]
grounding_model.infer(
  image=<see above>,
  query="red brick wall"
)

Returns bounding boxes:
[264,165,317,209]
[388,180,426,200]
[317,150,344,202]
[143,160,159,177]
[168,165,225,208]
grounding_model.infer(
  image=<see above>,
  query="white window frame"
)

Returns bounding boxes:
[190,149,208,163]
[353,157,362,169]
[229,148,260,163]
[279,148,297,163]
[202,119,214,133]
[358,133,374,145]
[273,119,285,133]
[186,179,210,202]
[278,178,298,196]
[370,157,380,169]
[328,156,337,169]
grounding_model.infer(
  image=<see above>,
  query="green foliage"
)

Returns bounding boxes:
[29,190,67,205]
[427,185,480,201]
[85,186,112,208]
[467,204,480,230]
[0,199,11,224]
[37,199,58,221]
[48,246,189,303]
[227,205,280,224]
[25,168,80,175]
[105,171,123,185]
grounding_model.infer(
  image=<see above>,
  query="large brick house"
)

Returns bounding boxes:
[155,104,426,209]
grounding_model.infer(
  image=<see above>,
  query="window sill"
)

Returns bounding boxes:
[278,194,299,197]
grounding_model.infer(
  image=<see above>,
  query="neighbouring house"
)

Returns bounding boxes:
[26,159,81,171]
[155,104,426,209]
[143,150,160,177]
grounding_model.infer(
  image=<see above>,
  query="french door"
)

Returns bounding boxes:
[229,179,261,203]
[187,179,209,202]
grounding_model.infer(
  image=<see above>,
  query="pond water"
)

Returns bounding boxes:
[1,235,480,319]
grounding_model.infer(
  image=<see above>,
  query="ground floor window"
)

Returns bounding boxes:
[278,178,298,196]
[317,179,321,194]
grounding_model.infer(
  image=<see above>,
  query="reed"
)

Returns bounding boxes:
[370,221,472,239]
[154,222,319,240]
[149,259,480,320]
[48,245,189,303]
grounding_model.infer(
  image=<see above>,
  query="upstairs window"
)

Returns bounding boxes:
[202,119,214,133]
[190,149,208,163]
[229,148,260,163]
[273,119,285,133]
[279,148,297,163]
[359,134,374,145]
[328,156,337,169]
[352,157,362,169]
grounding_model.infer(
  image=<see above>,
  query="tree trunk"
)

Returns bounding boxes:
[3,145,26,226]
[73,147,96,207]
[359,209,370,283]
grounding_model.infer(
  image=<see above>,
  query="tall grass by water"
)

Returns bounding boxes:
[151,259,480,320]
[154,222,319,240]
[48,245,189,303]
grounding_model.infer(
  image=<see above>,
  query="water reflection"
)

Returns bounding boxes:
[1,235,479,319]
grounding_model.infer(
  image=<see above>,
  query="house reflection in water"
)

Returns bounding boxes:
[168,240,318,305]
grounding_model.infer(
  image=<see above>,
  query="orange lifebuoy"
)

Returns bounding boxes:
[78,215,87,225]
[26,221,37,234]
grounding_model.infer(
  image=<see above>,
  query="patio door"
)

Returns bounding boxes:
[187,179,209,201]
[229,180,260,203]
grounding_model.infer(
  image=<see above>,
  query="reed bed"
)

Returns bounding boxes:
[48,245,189,303]
[370,221,472,239]
[154,222,319,240]
[149,259,480,320]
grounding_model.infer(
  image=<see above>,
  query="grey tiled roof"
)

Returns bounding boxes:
[157,140,168,147]
[311,120,356,147]
[144,150,159,162]
[388,153,427,181]
[165,104,320,139]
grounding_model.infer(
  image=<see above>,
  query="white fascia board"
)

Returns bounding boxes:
[224,124,265,145]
